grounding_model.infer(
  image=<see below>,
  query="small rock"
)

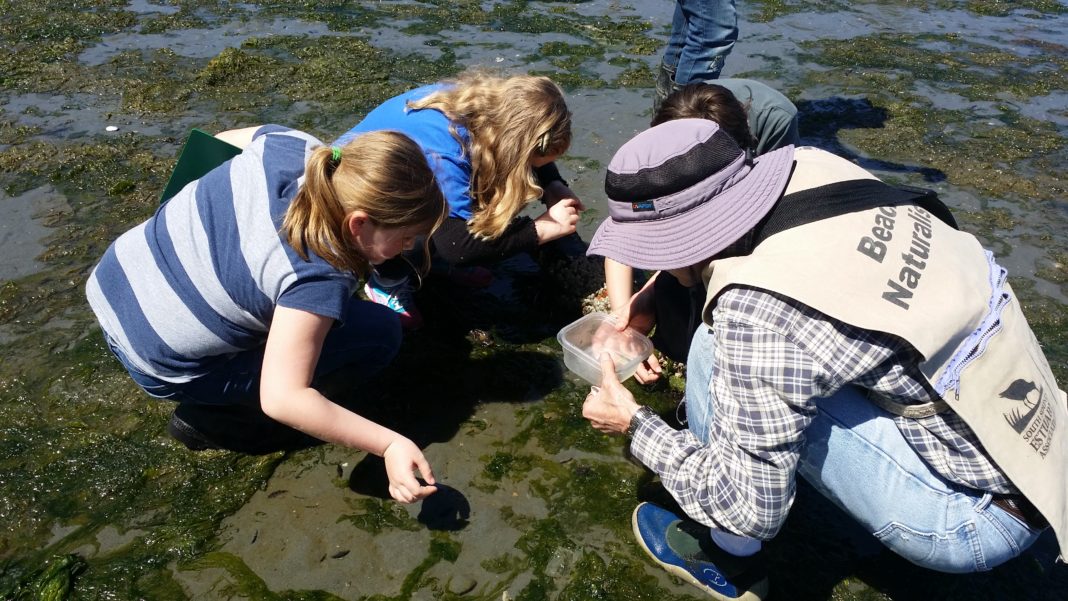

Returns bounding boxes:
[105,125,118,132]
[448,575,477,595]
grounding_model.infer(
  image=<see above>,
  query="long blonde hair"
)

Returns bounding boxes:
[408,71,572,239]
[283,130,446,279]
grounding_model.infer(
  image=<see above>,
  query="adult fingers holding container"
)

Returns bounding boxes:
[582,354,644,436]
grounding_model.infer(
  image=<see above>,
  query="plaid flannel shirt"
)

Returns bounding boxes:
[628,286,1016,540]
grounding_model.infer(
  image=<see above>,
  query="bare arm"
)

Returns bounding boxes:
[612,272,662,383]
[259,306,437,503]
[605,258,637,312]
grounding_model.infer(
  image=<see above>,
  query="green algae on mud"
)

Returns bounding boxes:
[364,532,463,601]
[1034,249,1068,288]
[790,29,1068,296]
[182,551,352,601]
[0,124,281,595]
[746,0,1068,22]
[480,513,702,601]
[0,0,1066,599]
[0,366,285,598]
[2,553,86,601]
[0,332,285,598]
[107,36,459,126]
[337,498,421,536]
[799,32,1068,103]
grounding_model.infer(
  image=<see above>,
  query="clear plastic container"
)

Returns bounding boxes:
[556,312,654,385]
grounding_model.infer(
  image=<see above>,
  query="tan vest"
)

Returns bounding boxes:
[703,147,1068,555]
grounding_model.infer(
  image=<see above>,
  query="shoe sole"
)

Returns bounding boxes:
[167,414,221,451]
[631,507,768,601]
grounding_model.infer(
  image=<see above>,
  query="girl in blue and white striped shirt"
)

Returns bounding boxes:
[88,125,446,504]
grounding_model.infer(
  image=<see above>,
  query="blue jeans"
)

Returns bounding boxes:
[106,298,402,406]
[684,326,1042,572]
[663,0,738,84]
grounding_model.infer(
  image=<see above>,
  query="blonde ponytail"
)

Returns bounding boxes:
[284,131,446,279]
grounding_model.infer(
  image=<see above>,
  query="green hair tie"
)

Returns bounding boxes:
[331,146,342,162]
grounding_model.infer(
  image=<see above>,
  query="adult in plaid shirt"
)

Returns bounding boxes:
[583,119,1062,601]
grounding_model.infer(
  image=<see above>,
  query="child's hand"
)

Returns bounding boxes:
[590,320,648,360]
[542,181,586,211]
[383,437,438,503]
[611,280,662,383]
[534,197,582,243]
[632,354,663,384]
[611,282,656,337]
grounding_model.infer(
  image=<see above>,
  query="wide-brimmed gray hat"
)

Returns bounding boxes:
[587,118,795,271]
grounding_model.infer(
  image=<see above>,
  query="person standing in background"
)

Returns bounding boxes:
[655,0,738,110]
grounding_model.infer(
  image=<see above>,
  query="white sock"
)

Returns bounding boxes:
[710,527,762,557]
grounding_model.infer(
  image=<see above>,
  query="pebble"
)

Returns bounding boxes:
[105,126,118,132]
[448,575,477,595]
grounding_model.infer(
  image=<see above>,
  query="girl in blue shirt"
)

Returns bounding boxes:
[336,72,583,328]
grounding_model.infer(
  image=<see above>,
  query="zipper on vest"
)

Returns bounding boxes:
[936,254,1010,398]
[950,312,1006,400]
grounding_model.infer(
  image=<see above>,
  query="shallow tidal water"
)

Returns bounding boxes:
[0,0,1066,599]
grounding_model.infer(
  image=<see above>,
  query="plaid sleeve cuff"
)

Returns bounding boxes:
[628,408,699,470]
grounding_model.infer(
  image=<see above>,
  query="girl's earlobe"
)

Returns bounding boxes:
[347,211,369,239]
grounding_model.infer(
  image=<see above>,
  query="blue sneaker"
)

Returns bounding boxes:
[632,502,769,601]
[364,273,423,330]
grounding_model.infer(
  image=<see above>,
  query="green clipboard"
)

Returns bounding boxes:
[159,128,242,204]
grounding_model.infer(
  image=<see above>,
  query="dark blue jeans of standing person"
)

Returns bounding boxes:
[664,0,738,84]
[106,298,402,452]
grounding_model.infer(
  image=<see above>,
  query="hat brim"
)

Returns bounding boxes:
[587,144,795,271]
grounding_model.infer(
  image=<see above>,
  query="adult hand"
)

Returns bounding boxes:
[383,437,438,503]
[534,197,582,244]
[582,354,641,435]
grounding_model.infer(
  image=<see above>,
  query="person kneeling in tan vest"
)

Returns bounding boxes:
[582,119,1064,601]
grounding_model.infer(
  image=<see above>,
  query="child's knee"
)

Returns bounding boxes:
[361,302,403,357]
